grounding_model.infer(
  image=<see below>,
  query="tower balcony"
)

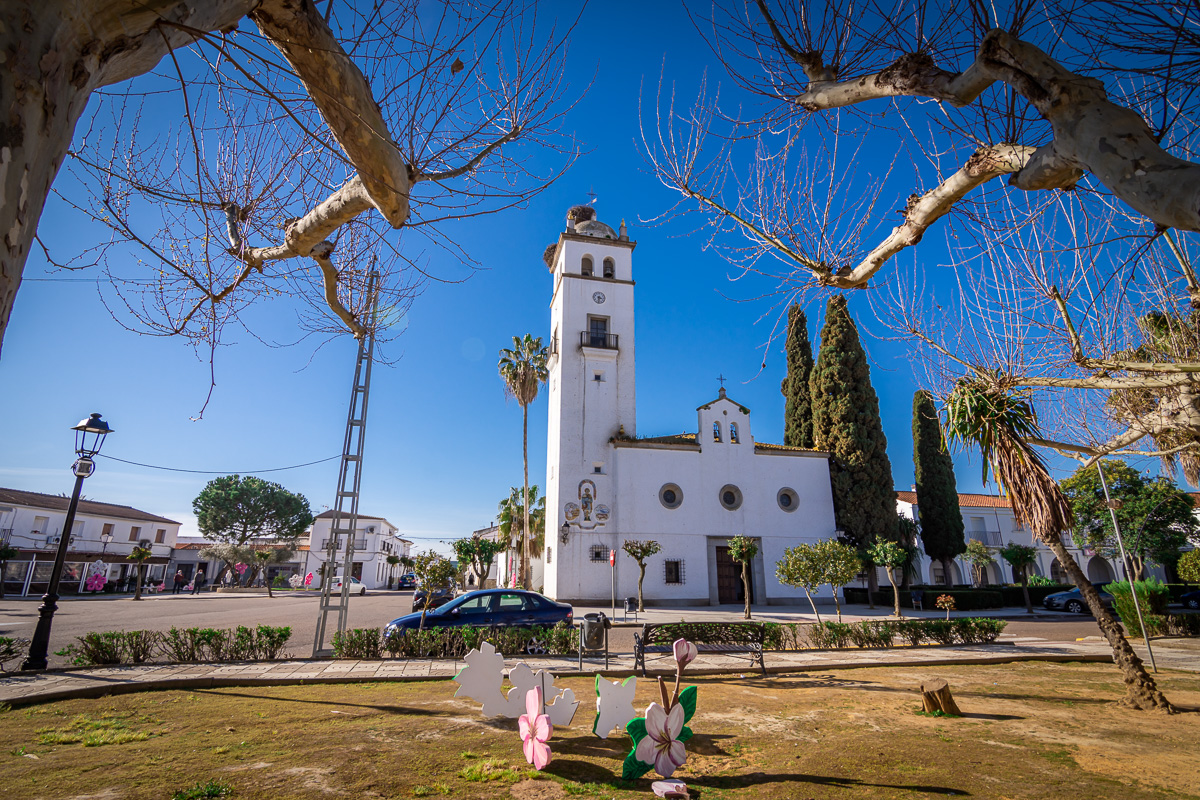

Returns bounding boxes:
[579,331,619,350]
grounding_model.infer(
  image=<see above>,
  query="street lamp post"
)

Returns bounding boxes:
[100,531,113,556]
[22,413,113,671]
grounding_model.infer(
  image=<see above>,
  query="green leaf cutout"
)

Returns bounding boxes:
[626,716,647,744]
[622,746,653,780]
[678,685,698,723]
[678,725,693,743]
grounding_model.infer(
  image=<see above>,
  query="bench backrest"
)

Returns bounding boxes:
[640,621,765,647]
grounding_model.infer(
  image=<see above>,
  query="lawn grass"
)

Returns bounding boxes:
[0,661,1197,799]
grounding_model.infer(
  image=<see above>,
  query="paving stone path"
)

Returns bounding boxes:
[4,634,1194,707]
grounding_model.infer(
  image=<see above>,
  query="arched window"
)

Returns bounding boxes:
[603,257,615,278]
[712,421,722,442]
[730,422,739,443]
[581,256,594,276]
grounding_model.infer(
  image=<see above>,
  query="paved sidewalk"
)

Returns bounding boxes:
[3,634,1194,708]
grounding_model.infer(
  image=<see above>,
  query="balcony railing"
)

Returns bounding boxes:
[321,538,368,551]
[580,331,619,350]
[967,530,1003,547]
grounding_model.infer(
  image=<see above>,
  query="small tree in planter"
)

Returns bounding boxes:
[776,542,826,623]
[385,554,401,589]
[936,594,956,621]
[867,539,907,617]
[820,540,864,621]
[728,535,759,619]
[622,539,662,612]
[998,543,1040,613]
[965,539,994,587]
[409,551,457,631]
[129,546,153,601]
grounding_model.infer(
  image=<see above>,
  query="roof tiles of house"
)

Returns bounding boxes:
[0,486,180,525]
[895,490,1013,508]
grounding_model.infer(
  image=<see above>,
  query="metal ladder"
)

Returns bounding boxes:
[312,271,378,657]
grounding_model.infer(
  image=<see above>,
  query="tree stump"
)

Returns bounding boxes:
[920,679,962,715]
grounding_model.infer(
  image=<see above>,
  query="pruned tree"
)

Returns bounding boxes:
[776,542,826,623]
[452,536,507,590]
[408,550,457,632]
[622,539,662,612]
[867,538,907,618]
[913,390,967,584]
[964,539,994,587]
[727,535,759,619]
[193,475,313,552]
[998,542,1039,613]
[645,1,1200,477]
[129,546,153,601]
[251,546,295,596]
[2,0,580,391]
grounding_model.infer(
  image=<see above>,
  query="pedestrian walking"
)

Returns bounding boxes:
[172,570,185,594]
[191,572,206,595]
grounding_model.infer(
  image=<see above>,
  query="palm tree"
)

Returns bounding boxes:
[498,334,548,588]
[943,378,1172,711]
[497,486,546,586]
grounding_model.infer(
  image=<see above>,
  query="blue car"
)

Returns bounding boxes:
[385,589,573,636]
[1181,590,1200,610]
[1043,584,1113,614]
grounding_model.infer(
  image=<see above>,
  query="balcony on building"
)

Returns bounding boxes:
[967,530,1003,547]
[579,331,619,350]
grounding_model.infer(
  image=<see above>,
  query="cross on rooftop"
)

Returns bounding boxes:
[717,374,727,388]
[586,186,597,203]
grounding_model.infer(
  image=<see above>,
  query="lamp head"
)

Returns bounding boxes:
[72,413,113,458]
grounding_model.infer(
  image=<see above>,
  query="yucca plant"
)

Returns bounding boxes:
[942,377,1172,712]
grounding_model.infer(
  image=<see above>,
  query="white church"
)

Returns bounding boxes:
[540,208,840,606]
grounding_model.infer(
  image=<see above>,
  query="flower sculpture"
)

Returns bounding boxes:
[636,702,687,777]
[623,638,698,780]
[304,572,313,587]
[518,685,553,769]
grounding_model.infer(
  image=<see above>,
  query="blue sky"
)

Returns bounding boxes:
[0,2,1008,554]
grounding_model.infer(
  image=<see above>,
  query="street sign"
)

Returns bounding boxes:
[609,549,615,566]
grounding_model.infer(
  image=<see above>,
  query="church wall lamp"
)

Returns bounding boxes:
[561,522,571,544]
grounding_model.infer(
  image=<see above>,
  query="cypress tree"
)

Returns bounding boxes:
[810,295,897,594]
[781,304,815,448]
[912,390,967,585]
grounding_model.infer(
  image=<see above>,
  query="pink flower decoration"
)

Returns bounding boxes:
[235,563,248,575]
[652,780,690,799]
[672,638,697,670]
[304,572,313,586]
[635,702,687,778]
[518,686,553,769]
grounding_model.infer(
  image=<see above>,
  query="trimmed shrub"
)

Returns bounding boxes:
[762,622,806,651]
[56,632,125,666]
[255,625,292,659]
[844,586,1004,610]
[807,622,852,649]
[1143,614,1200,637]
[995,585,1073,607]
[953,617,1007,644]
[333,628,383,659]
[122,630,158,663]
[848,620,895,648]
[61,626,293,666]
[382,624,579,659]
[1110,579,1171,635]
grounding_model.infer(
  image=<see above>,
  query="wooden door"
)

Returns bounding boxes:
[716,546,750,604]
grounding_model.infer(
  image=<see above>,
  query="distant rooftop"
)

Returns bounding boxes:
[0,486,179,525]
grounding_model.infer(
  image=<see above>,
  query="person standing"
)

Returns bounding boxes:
[191,572,206,595]
[172,570,186,594]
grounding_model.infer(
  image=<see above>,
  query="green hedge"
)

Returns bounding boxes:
[1142,613,1200,637]
[844,587,1005,610]
[761,618,1006,650]
[1109,579,1171,635]
[381,623,578,659]
[55,626,293,666]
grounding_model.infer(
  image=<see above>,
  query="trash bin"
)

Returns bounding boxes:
[581,612,609,651]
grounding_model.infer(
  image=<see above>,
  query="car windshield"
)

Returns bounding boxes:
[435,592,493,614]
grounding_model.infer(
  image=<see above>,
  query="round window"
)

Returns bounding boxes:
[778,488,799,512]
[659,483,683,509]
[719,484,743,510]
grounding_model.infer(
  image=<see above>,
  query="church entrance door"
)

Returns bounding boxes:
[715,546,751,604]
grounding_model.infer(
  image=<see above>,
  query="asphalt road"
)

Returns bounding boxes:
[0,591,1117,668]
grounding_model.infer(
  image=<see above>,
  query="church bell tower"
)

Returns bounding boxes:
[543,206,636,600]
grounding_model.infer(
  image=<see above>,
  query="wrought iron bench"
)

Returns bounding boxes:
[633,621,766,676]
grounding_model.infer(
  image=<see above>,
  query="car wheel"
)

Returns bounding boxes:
[524,637,548,655]
[1066,600,1084,613]
[1187,598,1199,610]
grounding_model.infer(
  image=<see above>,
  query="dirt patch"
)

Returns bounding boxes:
[0,664,1196,799]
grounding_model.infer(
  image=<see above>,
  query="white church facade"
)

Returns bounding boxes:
[541,209,840,606]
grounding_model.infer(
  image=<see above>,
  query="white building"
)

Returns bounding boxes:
[541,209,838,606]
[895,490,1142,585]
[299,512,412,590]
[0,487,180,595]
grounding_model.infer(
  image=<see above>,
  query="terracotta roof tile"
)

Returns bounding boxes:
[896,490,1012,508]
[0,486,180,525]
